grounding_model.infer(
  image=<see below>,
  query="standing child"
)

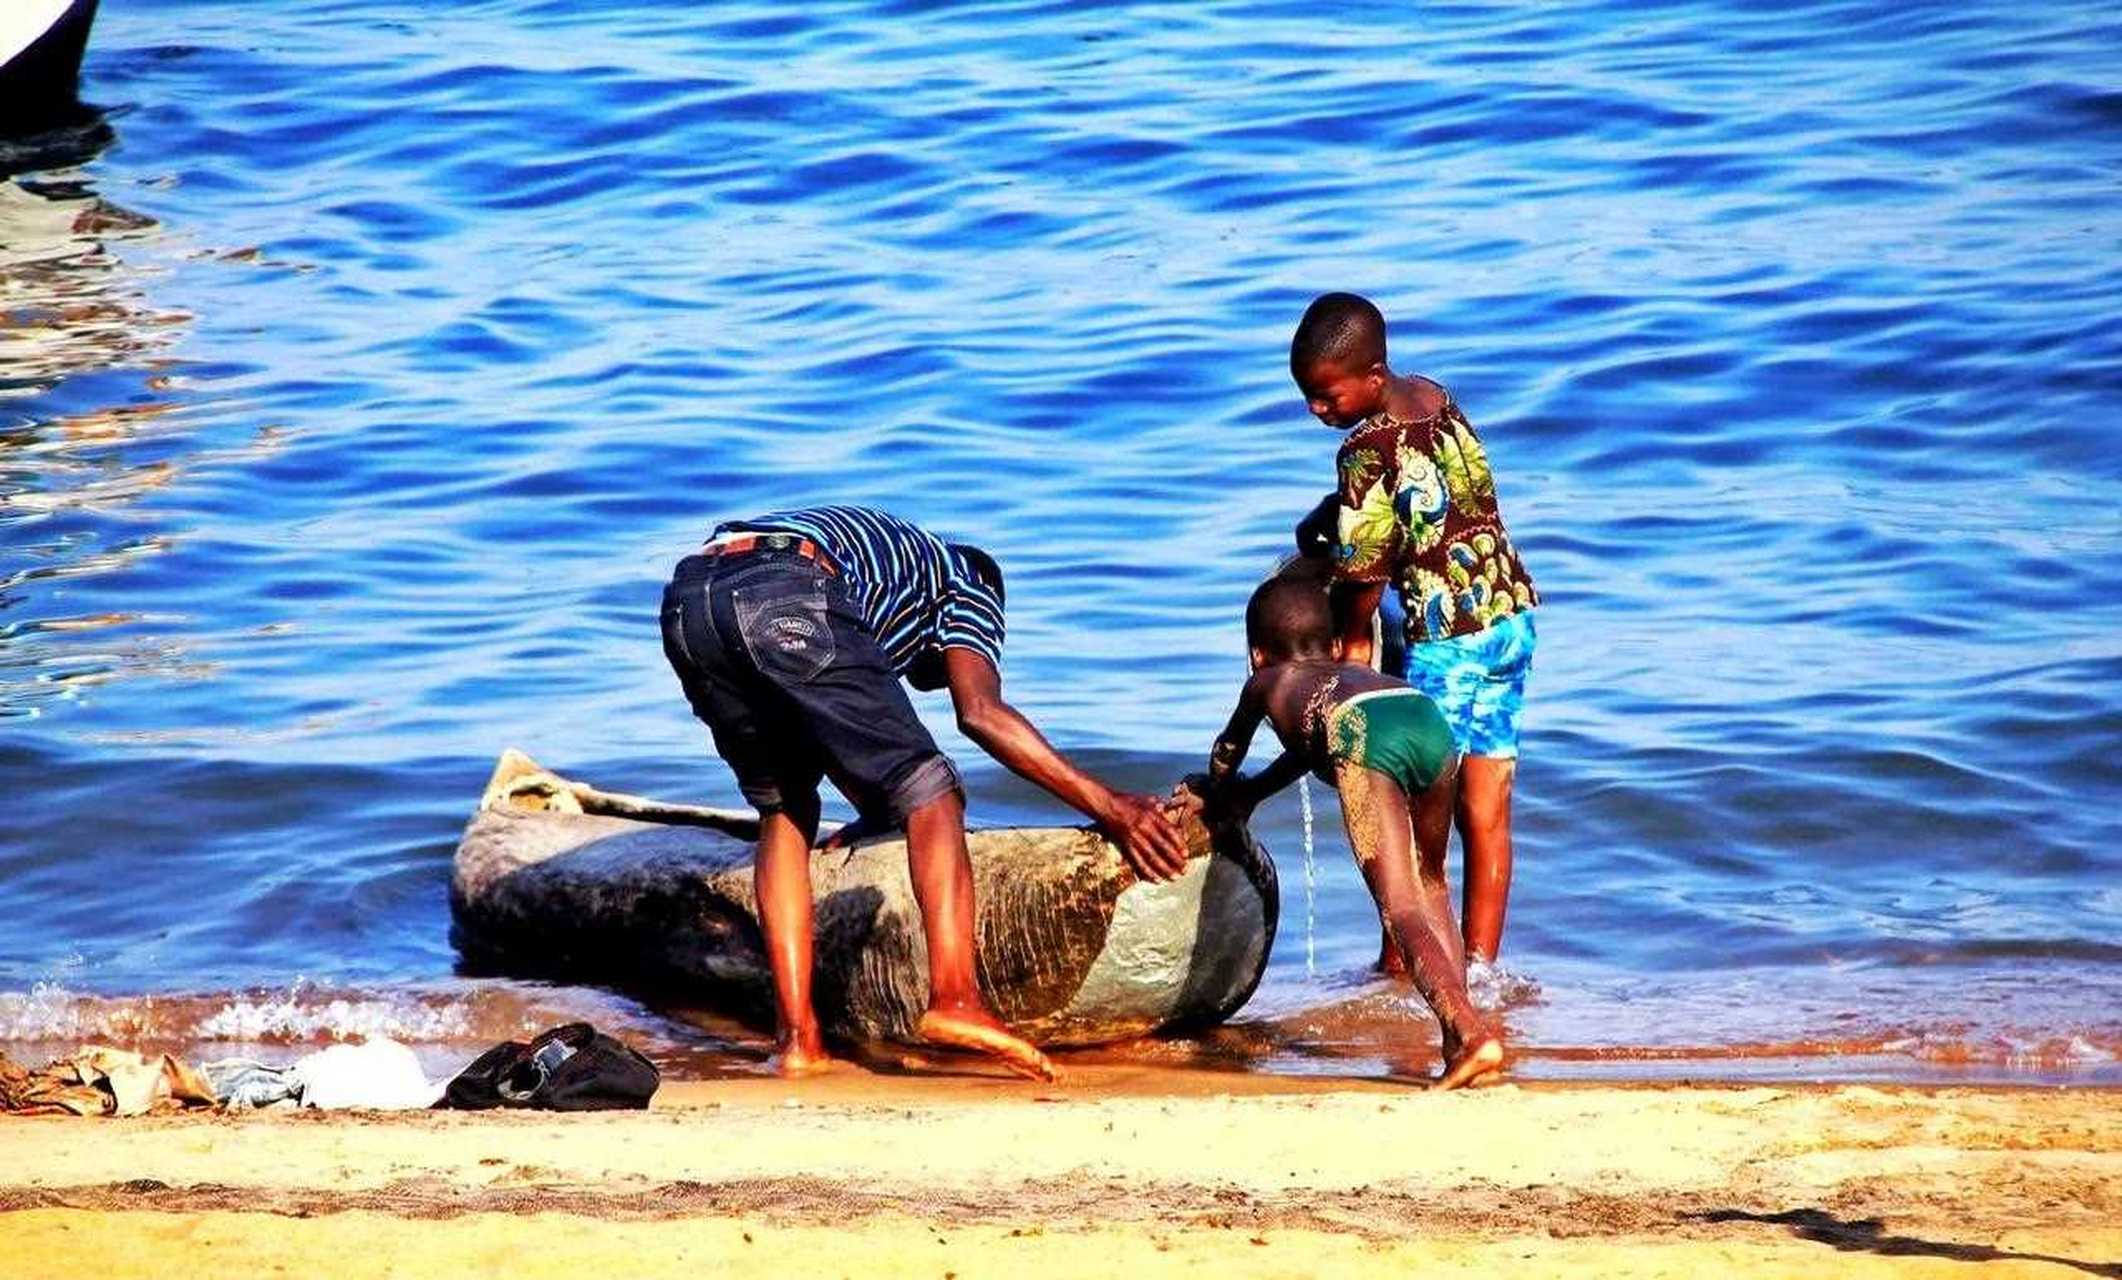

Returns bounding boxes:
[1289,293,1539,970]
[1193,575,1504,1089]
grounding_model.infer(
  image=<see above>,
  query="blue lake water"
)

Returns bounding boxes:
[3,0,2119,1082]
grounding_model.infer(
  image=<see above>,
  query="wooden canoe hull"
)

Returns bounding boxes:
[450,753,1276,1047]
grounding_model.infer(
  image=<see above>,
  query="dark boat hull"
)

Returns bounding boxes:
[1,0,100,136]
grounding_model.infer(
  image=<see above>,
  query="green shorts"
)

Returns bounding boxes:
[1325,689,1457,794]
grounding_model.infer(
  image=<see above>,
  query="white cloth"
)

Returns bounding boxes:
[290,1038,443,1111]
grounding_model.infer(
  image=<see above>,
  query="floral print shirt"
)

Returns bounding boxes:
[1332,394,1539,644]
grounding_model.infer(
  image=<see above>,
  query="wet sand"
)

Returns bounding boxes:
[1,1067,2115,1278]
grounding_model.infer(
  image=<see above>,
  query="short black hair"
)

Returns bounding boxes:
[1290,292,1386,375]
[1246,574,1334,661]
[948,542,1004,608]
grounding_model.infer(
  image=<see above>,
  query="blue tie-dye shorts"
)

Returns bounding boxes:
[1394,610,1536,759]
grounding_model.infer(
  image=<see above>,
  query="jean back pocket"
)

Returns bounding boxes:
[731,580,837,684]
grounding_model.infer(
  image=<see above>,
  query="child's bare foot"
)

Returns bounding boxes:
[916,1008,1058,1083]
[1434,1034,1504,1091]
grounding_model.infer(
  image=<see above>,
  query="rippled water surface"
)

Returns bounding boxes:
[4,0,2118,1083]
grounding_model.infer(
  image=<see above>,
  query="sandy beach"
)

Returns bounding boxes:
[3,1068,2115,1278]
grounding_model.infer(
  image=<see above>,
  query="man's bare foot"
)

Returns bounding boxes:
[916,1009,1058,1083]
[770,1037,841,1078]
[1434,1035,1505,1091]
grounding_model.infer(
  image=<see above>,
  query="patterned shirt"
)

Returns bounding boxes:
[1332,392,1539,644]
[716,505,1005,673]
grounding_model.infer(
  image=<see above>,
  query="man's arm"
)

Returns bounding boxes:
[1331,579,1384,669]
[942,647,1191,882]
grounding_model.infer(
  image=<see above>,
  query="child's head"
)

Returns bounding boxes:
[1290,292,1389,429]
[1245,574,1336,670]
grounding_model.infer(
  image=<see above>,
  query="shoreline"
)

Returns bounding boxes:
[4,1068,2116,1278]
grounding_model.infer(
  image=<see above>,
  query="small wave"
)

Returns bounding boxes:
[1479,1022,2122,1074]
[1878,1031,2117,1070]
[1467,960,1543,1012]
[0,980,678,1053]
[1225,960,2122,1084]
[193,991,476,1044]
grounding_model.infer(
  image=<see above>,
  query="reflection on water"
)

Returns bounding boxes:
[0,170,166,393]
[0,115,113,182]
[0,129,202,718]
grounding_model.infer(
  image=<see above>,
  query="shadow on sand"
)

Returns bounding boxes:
[1690,1207,2121,1278]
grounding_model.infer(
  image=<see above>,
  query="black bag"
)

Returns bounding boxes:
[441,1023,659,1112]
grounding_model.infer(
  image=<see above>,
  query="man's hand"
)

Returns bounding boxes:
[1099,790,1190,883]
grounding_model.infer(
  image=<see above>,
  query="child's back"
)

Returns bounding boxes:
[1249,660,1455,802]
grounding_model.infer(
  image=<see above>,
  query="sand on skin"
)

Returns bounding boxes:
[1,1067,2116,1278]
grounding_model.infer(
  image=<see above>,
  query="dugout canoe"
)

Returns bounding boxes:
[451,750,1278,1047]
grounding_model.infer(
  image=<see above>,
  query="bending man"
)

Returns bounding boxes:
[660,505,1189,1078]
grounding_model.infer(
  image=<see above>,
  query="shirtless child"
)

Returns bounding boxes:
[1194,573,1504,1089]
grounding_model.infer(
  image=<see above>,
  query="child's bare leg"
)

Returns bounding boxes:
[1374,931,1409,976]
[1338,763,1501,1090]
[1413,759,1467,979]
[904,790,1057,1082]
[1371,857,1415,978]
[1378,757,1466,980]
[754,796,832,1076]
[1457,756,1516,965]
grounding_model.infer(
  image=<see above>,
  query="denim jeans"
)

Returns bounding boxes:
[661,549,960,822]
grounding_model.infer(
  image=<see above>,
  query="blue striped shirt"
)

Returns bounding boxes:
[715,506,1005,674]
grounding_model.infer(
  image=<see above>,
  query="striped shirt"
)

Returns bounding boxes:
[714,506,1005,674]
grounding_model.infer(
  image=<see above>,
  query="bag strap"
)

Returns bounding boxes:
[497,1036,578,1102]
